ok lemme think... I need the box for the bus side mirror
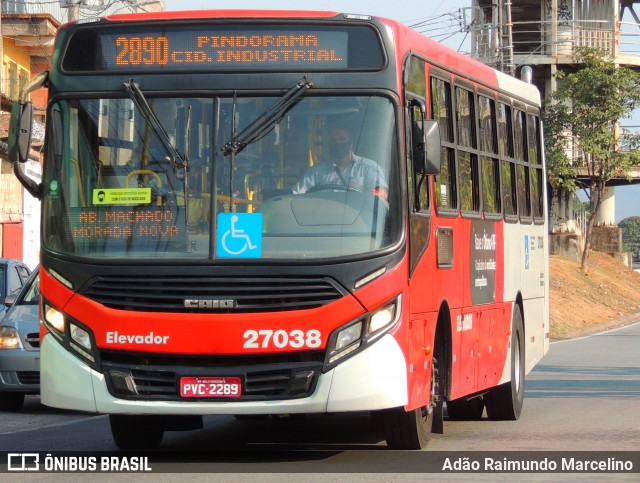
[8,70,49,200]
[420,120,441,175]
[8,101,34,163]
[409,98,441,175]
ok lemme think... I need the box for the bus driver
[292,124,389,200]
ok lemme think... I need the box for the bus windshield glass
[43,94,400,260]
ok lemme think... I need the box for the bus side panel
[476,307,510,391]
[502,222,548,383]
[406,312,437,410]
[501,222,522,386]
[521,223,549,373]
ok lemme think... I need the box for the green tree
[544,48,640,273]
[620,216,640,261]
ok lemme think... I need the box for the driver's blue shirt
[292,154,388,194]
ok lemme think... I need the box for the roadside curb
[551,311,640,341]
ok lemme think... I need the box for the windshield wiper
[123,79,187,170]
[222,77,313,157]
[123,79,192,225]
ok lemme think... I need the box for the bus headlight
[325,295,401,369]
[368,302,397,334]
[70,323,92,351]
[329,322,363,364]
[42,299,98,368]
[44,303,65,334]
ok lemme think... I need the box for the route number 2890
[243,329,322,349]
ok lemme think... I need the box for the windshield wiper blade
[123,79,186,169]
[222,77,313,157]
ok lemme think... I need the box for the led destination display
[62,24,385,72]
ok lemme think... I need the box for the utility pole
[67,1,81,23]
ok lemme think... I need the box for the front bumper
[0,349,40,393]
[40,332,408,414]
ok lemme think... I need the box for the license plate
[179,377,242,398]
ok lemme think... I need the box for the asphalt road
[0,321,639,479]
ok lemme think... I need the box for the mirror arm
[13,161,42,200]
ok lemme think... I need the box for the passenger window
[478,95,500,215]
[455,86,479,213]
[528,114,544,220]
[431,76,457,211]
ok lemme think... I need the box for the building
[0,1,165,268]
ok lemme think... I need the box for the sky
[163,0,639,222]
[163,0,472,51]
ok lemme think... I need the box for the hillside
[550,252,640,339]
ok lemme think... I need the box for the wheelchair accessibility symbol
[217,213,262,258]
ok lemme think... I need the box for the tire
[109,415,165,450]
[485,307,525,420]
[379,355,441,449]
[446,396,484,420]
[0,392,25,411]
[380,404,432,450]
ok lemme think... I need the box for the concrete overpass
[468,0,640,228]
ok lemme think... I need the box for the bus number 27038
[243,329,322,349]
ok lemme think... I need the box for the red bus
[10,9,549,450]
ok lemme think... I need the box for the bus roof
[103,9,342,22]
[70,9,540,105]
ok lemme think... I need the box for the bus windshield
[43,94,400,260]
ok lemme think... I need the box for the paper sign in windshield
[92,188,151,205]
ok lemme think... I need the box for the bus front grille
[81,276,345,313]
[100,350,325,401]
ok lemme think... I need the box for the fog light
[288,370,315,394]
[110,370,138,395]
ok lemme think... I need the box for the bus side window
[497,101,517,218]
[528,113,544,220]
[478,94,501,216]
[455,85,479,214]
[514,108,531,220]
[431,76,457,211]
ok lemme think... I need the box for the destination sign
[66,207,185,243]
[113,33,347,68]
[62,24,385,72]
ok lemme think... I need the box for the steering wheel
[306,184,360,193]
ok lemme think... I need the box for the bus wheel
[109,415,165,450]
[379,404,432,449]
[484,308,525,420]
[379,355,440,449]
[446,397,484,420]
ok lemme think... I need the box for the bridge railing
[471,18,640,67]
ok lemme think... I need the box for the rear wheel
[109,415,165,450]
[485,307,525,420]
[0,392,25,411]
